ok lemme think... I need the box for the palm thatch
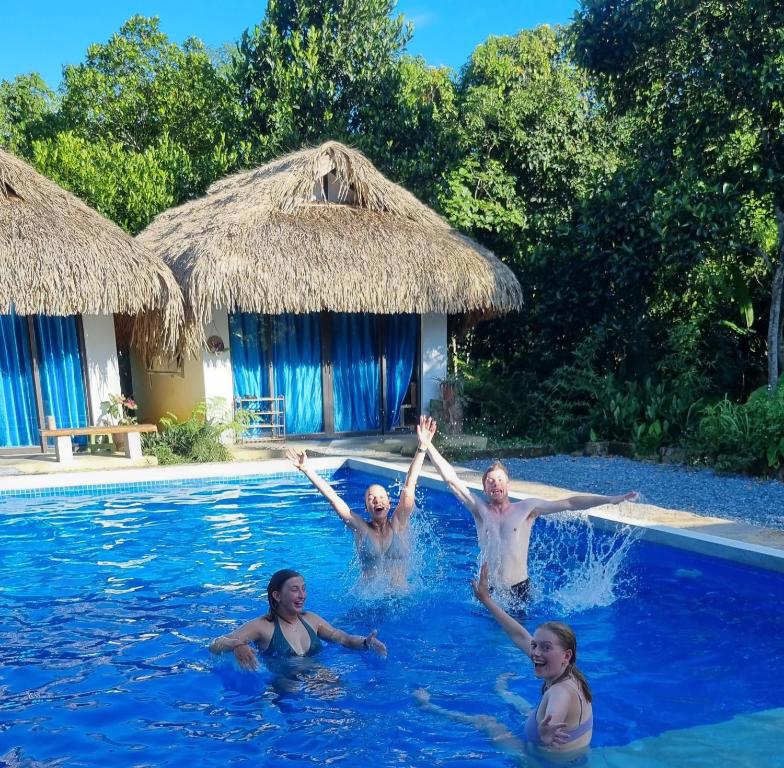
[138,141,522,341]
[0,148,183,361]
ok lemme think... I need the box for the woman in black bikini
[209,569,387,669]
[285,416,437,589]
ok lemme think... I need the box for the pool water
[1,469,783,767]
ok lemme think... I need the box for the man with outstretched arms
[425,443,637,601]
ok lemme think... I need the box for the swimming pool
[1,465,783,767]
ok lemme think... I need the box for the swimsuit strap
[524,680,593,746]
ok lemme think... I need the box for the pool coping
[2,456,783,573]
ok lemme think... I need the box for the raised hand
[412,687,431,705]
[364,629,387,657]
[285,447,308,471]
[416,415,437,449]
[471,561,491,603]
[539,713,569,745]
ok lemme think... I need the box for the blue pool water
[1,469,783,767]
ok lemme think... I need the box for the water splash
[530,513,640,613]
[345,501,445,608]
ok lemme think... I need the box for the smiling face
[365,484,391,523]
[272,575,307,616]
[482,467,510,505]
[530,627,573,682]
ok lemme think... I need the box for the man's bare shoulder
[507,498,540,519]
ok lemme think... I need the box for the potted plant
[101,394,138,452]
[436,373,465,404]
[434,373,465,434]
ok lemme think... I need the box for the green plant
[101,393,138,425]
[696,383,784,474]
[142,399,250,465]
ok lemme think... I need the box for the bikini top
[357,528,409,567]
[523,682,593,746]
[263,616,323,658]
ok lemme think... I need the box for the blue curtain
[272,314,323,434]
[229,312,323,435]
[229,313,270,398]
[34,315,88,433]
[0,311,38,447]
[385,313,418,430]
[332,313,380,432]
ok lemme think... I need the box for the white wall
[420,313,447,414]
[202,308,234,422]
[81,314,121,425]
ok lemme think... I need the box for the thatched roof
[137,141,522,329]
[0,148,184,360]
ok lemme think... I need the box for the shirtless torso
[426,445,637,591]
[473,499,537,586]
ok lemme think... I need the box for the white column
[81,314,122,425]
[124,431,142,459]
[54,435,74,463]
[202,308,235,430]
[420,313,447,415]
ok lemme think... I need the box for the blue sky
[0,1,580,89]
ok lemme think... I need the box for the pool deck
[1,442,783,571]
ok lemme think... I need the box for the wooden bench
[40,424,158,463]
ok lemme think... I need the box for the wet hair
[537,621,593,703]
[482,461,510,489]
[264,568,302,622]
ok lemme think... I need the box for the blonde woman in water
[286,415,437,589]
[415,562,592,761]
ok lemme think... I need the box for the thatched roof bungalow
[0,148,184,451]
[136,141,521,436]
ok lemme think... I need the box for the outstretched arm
[286,448,363,531]
[308,613,387,657]
[425,441,484,521]
[471,563,533,656]
[495,673,534,717]
[209,618,270,671]
[393,416,437,528]
[413,689,527,756]
[530,491,638,518]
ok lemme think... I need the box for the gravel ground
[462,455,784,530]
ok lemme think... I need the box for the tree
[437,26,621,382]
[232,0,412,160]
[355,55,459,206]
[57,15,242,197]
[0,74,57,157]
[572,0,784,390]
[32,132,191,233]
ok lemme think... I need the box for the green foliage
[142,401,248,465]
[572,0,784,389]
[354,55,459,205]
[59,16,243,195]
[233,0,411,159]
[0,74,57,157]
[440,26,615,256]
[697,385,784,475]
[531,324,708,454]
[32,131,189,233]
[7,16,245,233]
[461,359,537,439]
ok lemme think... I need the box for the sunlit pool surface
[1,468,783,767]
